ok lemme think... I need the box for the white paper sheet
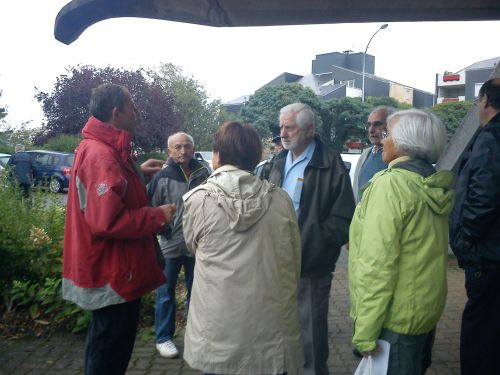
[372,339,390,374]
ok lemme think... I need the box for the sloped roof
[464,56,500,71]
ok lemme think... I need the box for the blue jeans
[155,256,195,343]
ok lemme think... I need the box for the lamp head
[381,24,388,29]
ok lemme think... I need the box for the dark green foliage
[42,134,81,153]
[430,100,473,139]
[0,179,88,333]
[239,84,323,138]
[239,84,411,152]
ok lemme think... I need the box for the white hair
[167,132,194,148]
[388,109,447,164]
[370,105,396,119]
[279,103,315,131]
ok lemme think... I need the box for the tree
[35,65,180,152]
[149,63,228,150]
[319,97,371,152]
[365,96,411,110]
[239,84,323,138]
[429,100,473,139]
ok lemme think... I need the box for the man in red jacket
[63,83,176,375]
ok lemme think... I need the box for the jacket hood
[81,116,132,163]
[196,165,275,232]
[390,156,454,216]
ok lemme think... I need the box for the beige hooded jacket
[182,165,304,375]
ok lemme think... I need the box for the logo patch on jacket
[97,182,109,196]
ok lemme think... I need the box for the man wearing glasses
[352,106,395,202]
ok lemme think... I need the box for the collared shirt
[282,140,316,217]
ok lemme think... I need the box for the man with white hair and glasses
[269,102,355,375]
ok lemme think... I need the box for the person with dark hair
[182,121,304,374]
[147,132,210,359]
[63,83,176,375]
[449,77,500,375]
[6,143,35,198]
[268,103,355,375]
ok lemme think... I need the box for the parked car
[194,151,213,170]
[340,152,362,186]
[27,150,74,193]
[0,153,11,176]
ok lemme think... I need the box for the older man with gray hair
[147,132,211,359]
[269,102,355,375]
[353,106,395,202]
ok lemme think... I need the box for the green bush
[42,134,81,153]
[0,177,88,333]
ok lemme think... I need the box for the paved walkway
[0,252,466,375]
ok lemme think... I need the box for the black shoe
[352,347,363,358]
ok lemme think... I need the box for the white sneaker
[156,340,179,358]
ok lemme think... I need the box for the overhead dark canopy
[54,0,500,45]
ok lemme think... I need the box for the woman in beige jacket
[182,121,304,375]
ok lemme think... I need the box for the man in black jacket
[7,144,35,198]
[449,78,500,375]
[147,132,210,359]
[269,103,355,375]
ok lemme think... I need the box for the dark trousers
[298,274,333,375]
[380,328,435,375]
[84,299,141,375]
[461,267,500,375]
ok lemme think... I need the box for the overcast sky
[1,1,499,128]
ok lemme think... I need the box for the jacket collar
[81,116,132,163]
[275,135,329,169]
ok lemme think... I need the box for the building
[435,56,499,104]
[224,51,435,113]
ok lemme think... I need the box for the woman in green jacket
[349,109,454,374]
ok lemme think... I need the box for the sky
[1,1,499,128]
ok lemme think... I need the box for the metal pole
[362,24,388,103]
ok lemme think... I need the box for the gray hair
[388,109,447,164]
[167,132,194,148]
[370,106,396,119]
[15,144,25,153]
[89,83,130,122]
[279,103,315,131]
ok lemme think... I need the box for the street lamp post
[362,24,388,103]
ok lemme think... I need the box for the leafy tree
[0,123,38,153]
[429,100,473,139]
[35,65,180,152]
[365,96,411,110]
[42,134,81,153]
[239,84,323,138]
[319,97,371,152]
[149,63,227,150]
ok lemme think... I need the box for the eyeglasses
[381,130,389,139]
[365,121,386,129]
